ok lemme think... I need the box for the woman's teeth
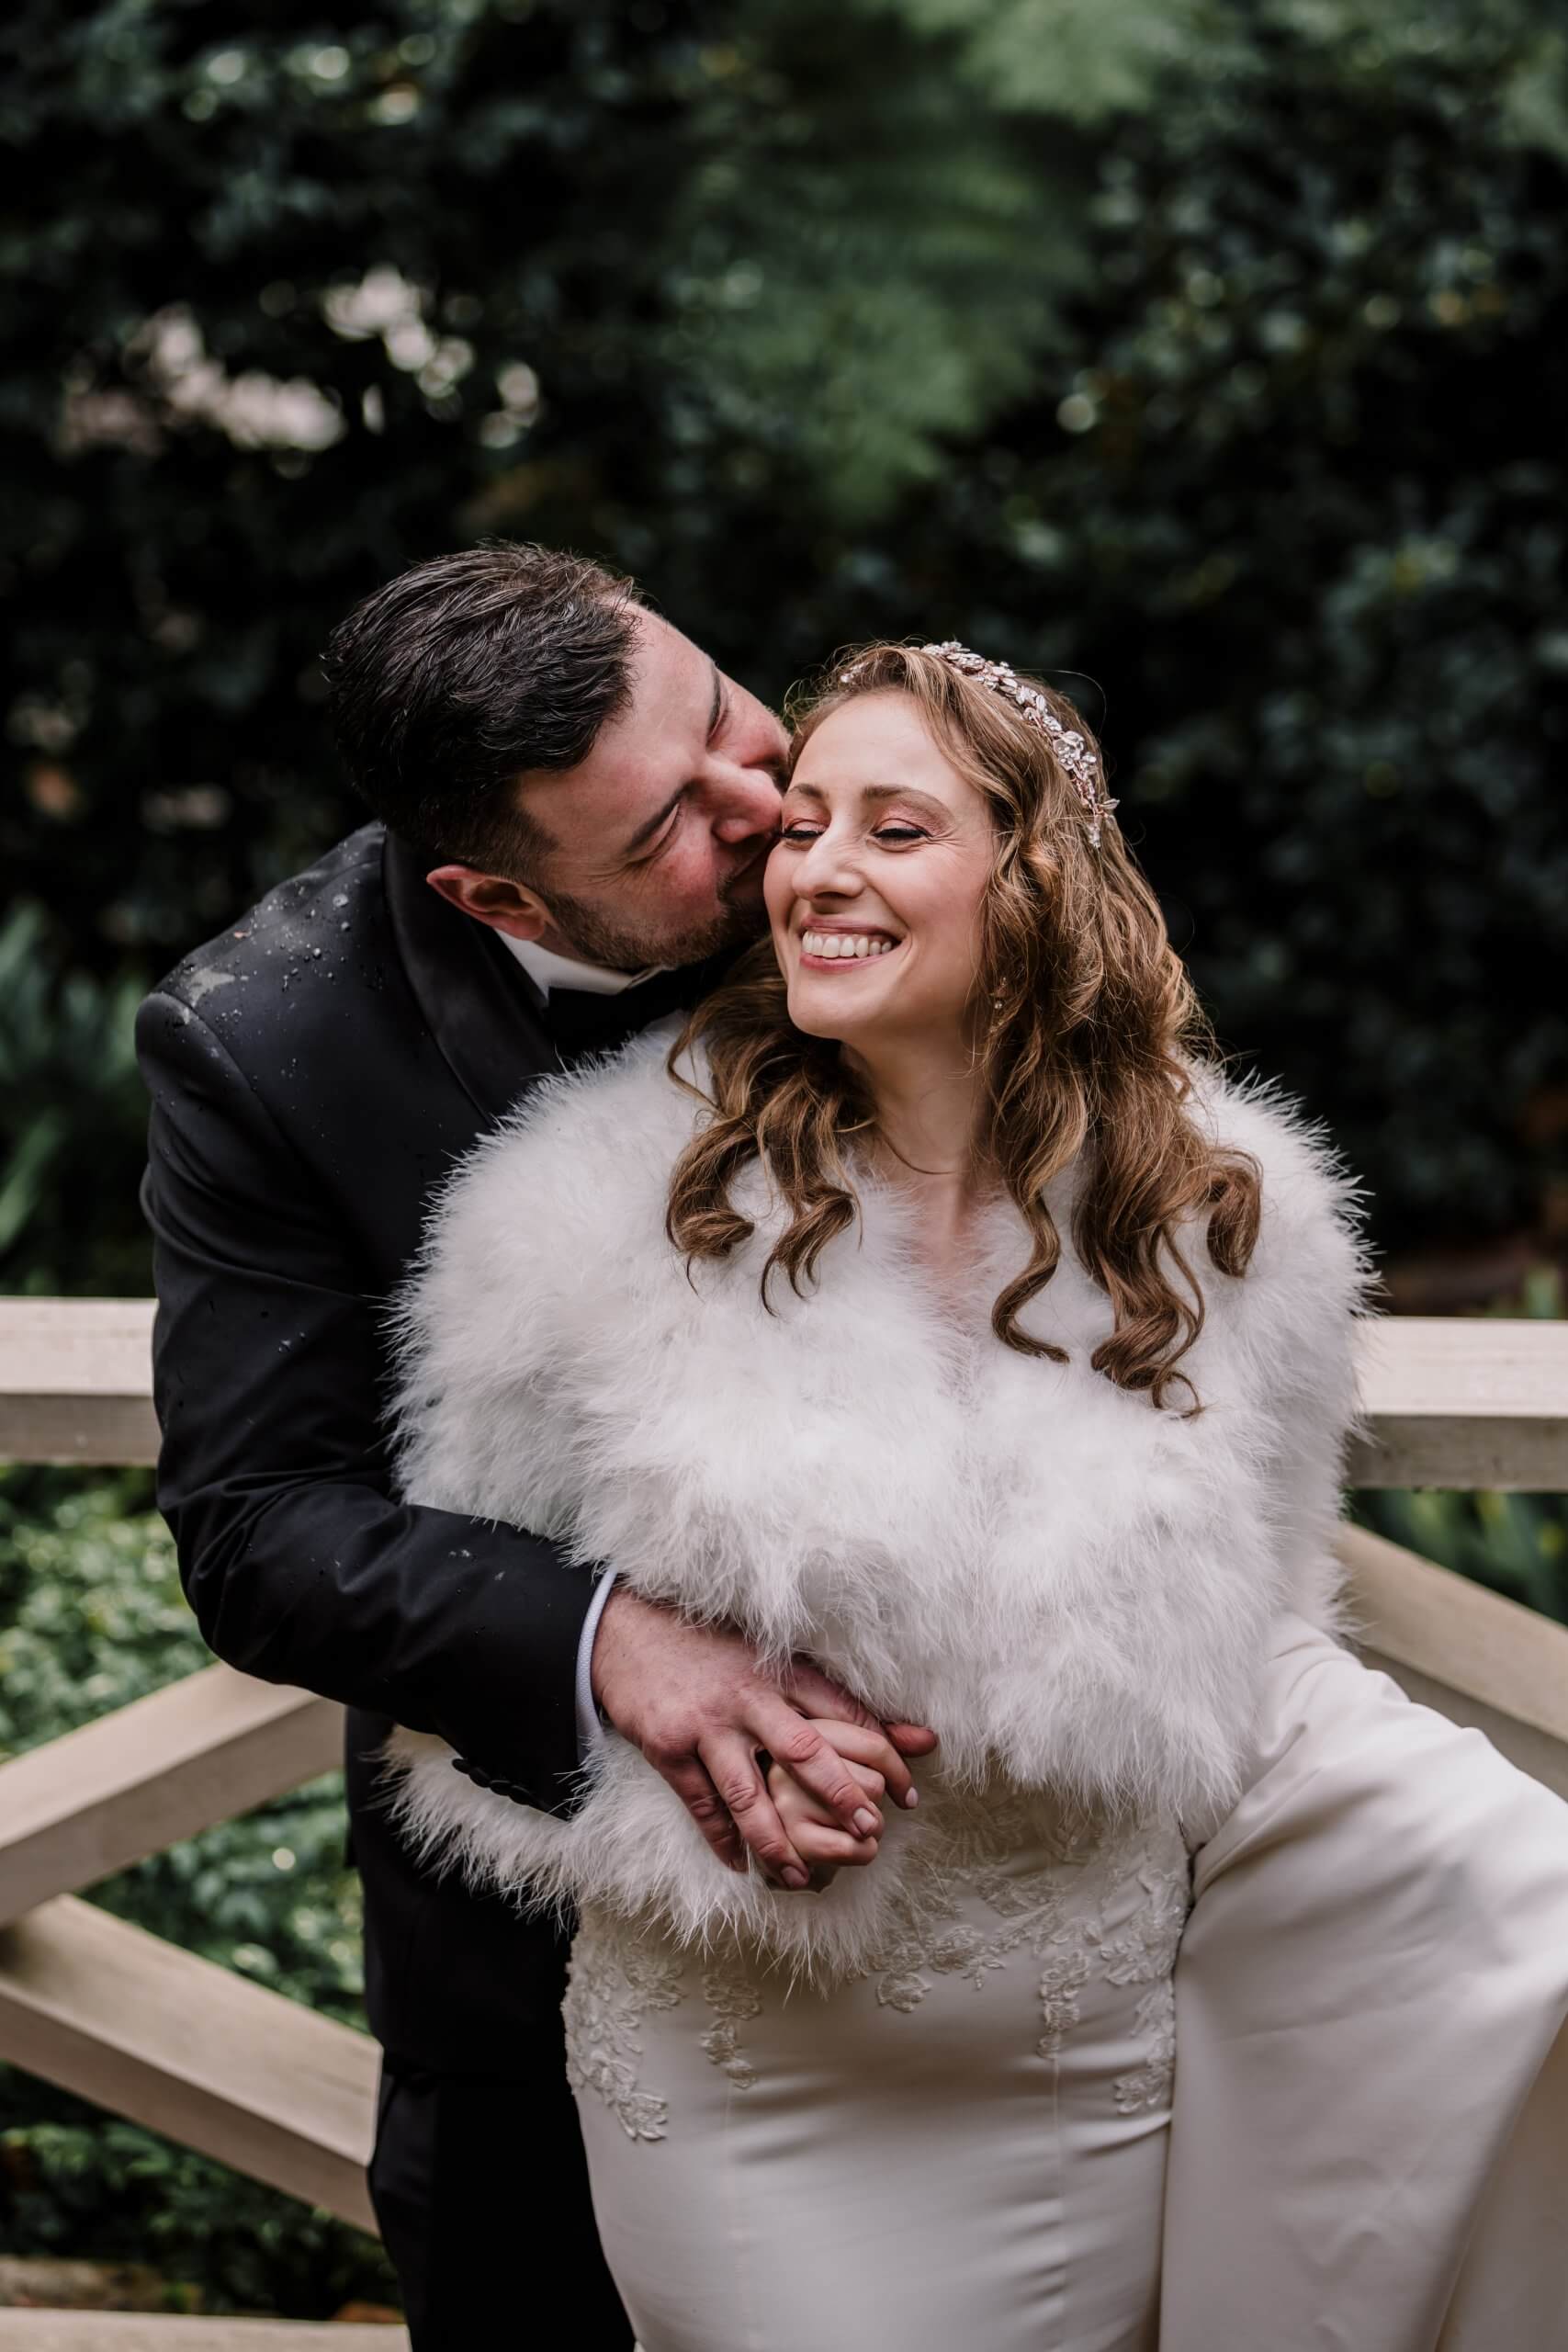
[801,931,900,961]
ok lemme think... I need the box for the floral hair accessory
[839,639,1119,848]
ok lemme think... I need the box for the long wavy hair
[664,642,1262,1412]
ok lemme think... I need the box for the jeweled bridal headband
[838,639,1119,849]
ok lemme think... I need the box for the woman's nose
[793,827,862,899]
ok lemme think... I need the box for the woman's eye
[777,822,928,845]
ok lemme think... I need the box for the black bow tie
[543,947,746,1065]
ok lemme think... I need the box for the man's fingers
[697,1732,812,1886]
[774,1709,919,1813]
[781,1663,937,1796]
[656,1755,748,1874]
[747,1697,891,1838]
[784,1658,885,1727]
[795,1722,897,1776]
[884,1721,941,1757]
[784,1662,939,1758]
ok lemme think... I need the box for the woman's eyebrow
[785,781,950,818]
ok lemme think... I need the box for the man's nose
[710,766,787,846]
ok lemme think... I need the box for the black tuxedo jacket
[136,821,736,2075]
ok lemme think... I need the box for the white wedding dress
[566,1783,1189,2352]
[381,1022,1568,2348]
[560,1621,1568,2352]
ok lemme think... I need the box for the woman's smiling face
[765,690,997,1048]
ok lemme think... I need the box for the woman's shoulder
[1182,1057,1376,1322]
[414,1014,707,1293]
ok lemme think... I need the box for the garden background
[2,0,1565,2321]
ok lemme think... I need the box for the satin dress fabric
[563,1622,1568,2352]
[1159,1615,1568,2351]
[564,1782,1192,2352]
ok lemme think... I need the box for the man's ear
[424,865,551,943]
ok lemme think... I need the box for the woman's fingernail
[852,1807,879,1837]
[903,1787,919,1809]
[781,1865,810,1890]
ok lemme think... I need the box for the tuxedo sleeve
[135,989,595,1815]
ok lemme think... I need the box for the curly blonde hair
[664,641,1261,1412]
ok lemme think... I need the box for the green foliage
[0,2102,395,2323]
[968,0,1568,1238]
[1354,1269,1568,1620]
[1356,1485,1568,1621]
[2,0,1564,1297]
[0,1470,203,1731]
[0,1467,398,2316]
[0,905,151,1295]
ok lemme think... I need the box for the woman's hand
[591,1588,936,1889]
[763,1719,906,1890]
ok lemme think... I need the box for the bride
[381,640,1568,2349]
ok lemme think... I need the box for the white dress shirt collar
[497,931,671,1001]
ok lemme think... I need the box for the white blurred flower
[322,264,424,344]
[125,305,345,451]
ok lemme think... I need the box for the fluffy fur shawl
[379,1018,1373,1978]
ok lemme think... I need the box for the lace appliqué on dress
[850,1790,1190,2116]
[698,1958,763,2091]
[565,1791,1191,2137]
[562,1928,685,2142]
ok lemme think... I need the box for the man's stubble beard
[537,848,773,975]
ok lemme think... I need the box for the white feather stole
[378,1017,1374,1980]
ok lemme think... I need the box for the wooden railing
[0,1301,378,2240]
[1,1301,1566,2242]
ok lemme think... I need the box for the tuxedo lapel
[547,954,749,1063]
[382,830,557,1124]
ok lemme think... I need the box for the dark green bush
[2,0,1564,1292]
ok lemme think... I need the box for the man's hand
[590,1586,938,1890]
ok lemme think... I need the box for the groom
[135,542,933,2346]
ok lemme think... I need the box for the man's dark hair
[321,540,643,874]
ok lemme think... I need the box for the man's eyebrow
[618,664,726,859]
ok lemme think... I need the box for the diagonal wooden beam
[1337,1523,1568,1802]
[0,2320,408,2349]
[0,1667,344,1928]
[0,1896,379,2233]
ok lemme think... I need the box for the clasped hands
[591,1585,937,1892]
